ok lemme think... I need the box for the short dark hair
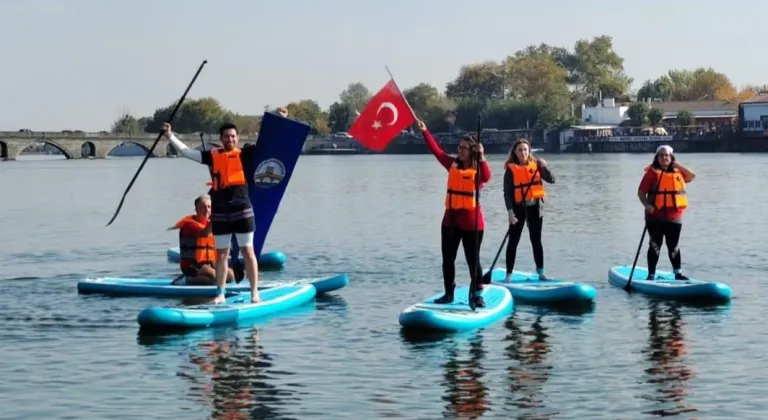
[194,194,210,207]
[219,122,238,137]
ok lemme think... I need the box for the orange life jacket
[507,160,545,203]
[645,166,687,210]
[210,148,246,191]
[176,215,216,265]
[445,162,477,210]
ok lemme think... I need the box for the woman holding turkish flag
[417,120,491,308]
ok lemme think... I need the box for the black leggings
[441,226,484,293]
[506,204,544,274]
[646,220,683,273]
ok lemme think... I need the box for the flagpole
[384,65,417,121]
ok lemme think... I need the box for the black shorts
[210,200,255,236]
[211,217,255,236]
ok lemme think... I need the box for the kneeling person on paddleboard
[418,120,492,308]
[637,145,696,281]
[168,194,235,285]
[502,139,555,282]
[163,122,260,304]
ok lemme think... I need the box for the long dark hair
[455,134,479,168]
[650,151,676,171]
[506,138,535,166]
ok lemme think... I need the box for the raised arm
[161,123,202,163]
[674,161,696,183]
[417,120,454,170]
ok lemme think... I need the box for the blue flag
[230,111,311,261]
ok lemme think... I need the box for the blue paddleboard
[137,284,316,330]
[77,273,348,297]
[608,265,731,302]
[399,285,513,332]
[166,247,286,269]
[487,268,597,304]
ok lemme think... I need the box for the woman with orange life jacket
[637,145,696,280]
[502,139,555,282]
[163,122,260,304]
[418,119,492,308]
[168,195,235,285]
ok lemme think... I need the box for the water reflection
[172,327,299,420]
[439,335,490,419]
[640,300,697,417]
[503,314,557,419]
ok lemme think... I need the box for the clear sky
[2,0,765,132]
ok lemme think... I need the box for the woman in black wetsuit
[502,139,555,281]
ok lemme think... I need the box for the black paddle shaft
[105,59,208,227]
[481,166,541,284]
[624,172,665,291]
[468,114,483,311]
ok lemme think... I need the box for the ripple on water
[3,154,768,419]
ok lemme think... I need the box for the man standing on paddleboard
[163,122,260,304]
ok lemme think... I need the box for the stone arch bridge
[0,131,262,160]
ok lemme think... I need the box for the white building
[739,95,768,132]
[581,98,628,126]
[582,98,737,126]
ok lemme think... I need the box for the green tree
[445,61,505,101]
[647,107,664,127]
[339,82,372,113]
[285,99,329,135]
[676,110,695,126]
[226,114,261,135]
[111,114,142,134]
[627,102,649,126]
[144,97,229,133]
[327,101,355,132]
[570,35,633,105]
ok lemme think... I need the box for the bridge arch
[0,141,7,160]
[81,141,95,158]
[18,140,73,159]
[107,141,154,157]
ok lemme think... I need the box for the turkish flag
[348,80,415,152]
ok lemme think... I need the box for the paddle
[105,59,208,227]
[468,114,483,311]
[624,170,664,292]
[480,166,541,285]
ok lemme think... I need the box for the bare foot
[212,294,226,304]
[251,295,261,304]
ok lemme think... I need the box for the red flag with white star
[348,80,415,152]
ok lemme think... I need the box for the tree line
[111,34,766,136]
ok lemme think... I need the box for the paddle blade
[481,271,492,284]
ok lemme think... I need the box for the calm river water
[1,152,766,420]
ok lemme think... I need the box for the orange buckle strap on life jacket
[178,216,217,265]
[210,148,246,191]
[445,162,477,210]
[508,161,545,204]
[648,168,687,210]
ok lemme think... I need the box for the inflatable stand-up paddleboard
[137,284,316,330]
[486,268,597,304]
[166,247,286,270]
[399,285,513,332]
[77,273,348,297]
[608,265,732,302]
